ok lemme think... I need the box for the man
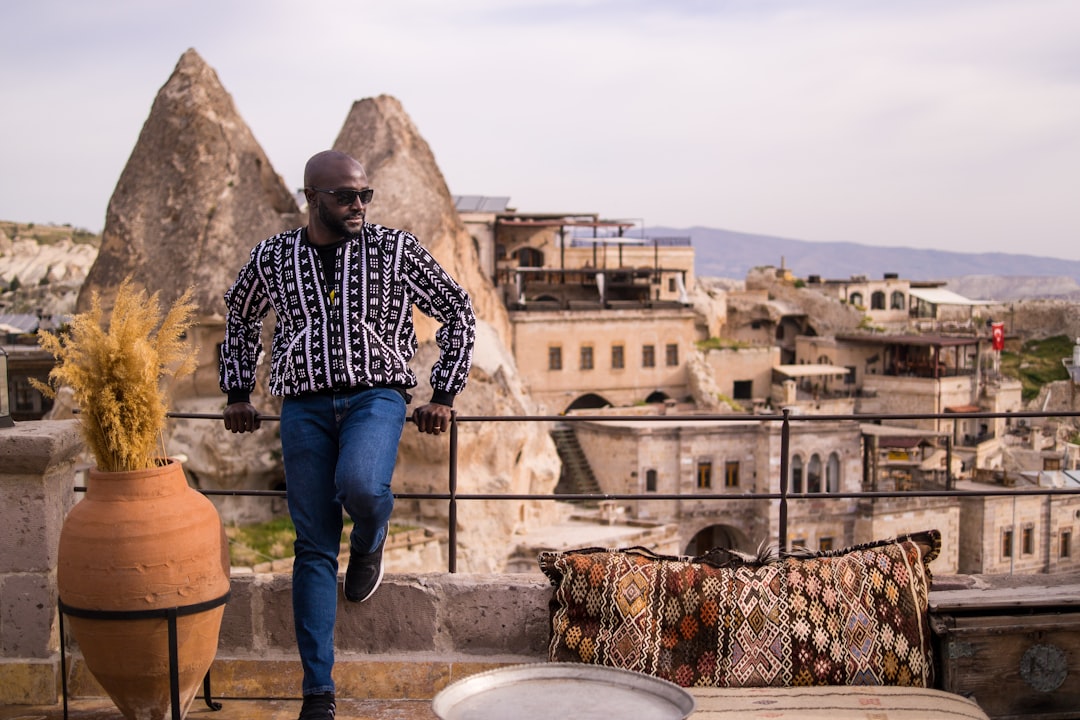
[218,150,475,720]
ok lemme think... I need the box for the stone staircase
[550,423,602,499]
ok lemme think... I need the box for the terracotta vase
[57,459,231,720]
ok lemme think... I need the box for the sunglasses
[309,186,374,206]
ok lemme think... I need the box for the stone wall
[0,420,81,704]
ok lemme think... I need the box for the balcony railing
[137,407,1080,573]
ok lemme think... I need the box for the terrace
[2,408,1079,719]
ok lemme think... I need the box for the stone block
[336,577,438,653]
[0,658,59,705]
[335,659,451,699]
[258,573,296,651]
[205,658,302,699]
[0,420,81,476]
[434,573,551,655]
[0,479,55,573]
[217,574,254,652]
[0,574,55,659]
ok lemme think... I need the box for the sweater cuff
[430,389,455,408]
[227,389,252,405]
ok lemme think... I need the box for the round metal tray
[432,662,696,720]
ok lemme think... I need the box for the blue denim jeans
[280,388,406,696]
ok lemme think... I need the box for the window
[849,292,864,307]
[611,344,625,369]
[1022,525,1035,555]
[1002,529,1014,560]
[724,461,739,488]
[733,380,753,400]
[548,346,562,371]
[13,376,41,413]
[645,469,657,492]
[826,452,840,493]
[845,366,857,385]
[891,291,906,310]
[1061,530,1072,559]
[871,291,885,310]
[668,278,676,293]
[819,537,834,552]
[791,455,803,494]
[697,461,712,489]
[807,454,822,493]
[665,343,679,367]
[517,247,544,267]
[642,344,655,368]
[790,538,808,551]
[580,345,593,370]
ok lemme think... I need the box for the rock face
[332,96,561,571]
[78,48,301,315]
[0,231,97,315]
[0,234,97,288]
[75,49,301,521]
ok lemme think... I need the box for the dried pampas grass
[33,278,198,472]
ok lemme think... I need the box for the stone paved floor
[0,698,439,720]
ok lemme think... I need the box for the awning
[908,288,988,306]
[878,436,928,449]
[945,404,982,413]
[773,364,850,378]
[861,424,948,444]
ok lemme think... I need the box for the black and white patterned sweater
[219,224,475,406]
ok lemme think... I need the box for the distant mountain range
[643,226,1080,300]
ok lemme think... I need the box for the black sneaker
[298,691,335,720]
[344,528,385,603]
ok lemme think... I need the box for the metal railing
[135,407,1080,573]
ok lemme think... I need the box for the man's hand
[412,402,453,435]
[223,402,262,433]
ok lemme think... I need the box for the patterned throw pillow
[538,530,940,689]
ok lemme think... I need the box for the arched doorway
[645,390,669,404]
[683,523,749,556]
[565,393,612,412]
[516,247,544,267]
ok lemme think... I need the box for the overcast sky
[2,0,1078,260]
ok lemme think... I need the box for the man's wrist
[430,389,455,407]
[227,389,252,405]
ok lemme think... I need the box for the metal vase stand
[58,591,231,720]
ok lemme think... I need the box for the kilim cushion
[538,530,940,689]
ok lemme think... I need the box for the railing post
[448,410,458,573]
[779,408,790,552]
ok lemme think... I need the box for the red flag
[991,322,1005,351]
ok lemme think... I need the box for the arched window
[871,291,886,310]
[645,469,657,492]
[826,452,841,493]
[807,454,822,493]
[791,455,804,494]
[849,292,863,307]
[891,291,906,310]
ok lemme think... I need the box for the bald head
[303,151,371,244]
[304,150,367,188]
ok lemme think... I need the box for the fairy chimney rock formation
[332,97,560,569]
[78,48,301,315]
[332,95,511,346]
